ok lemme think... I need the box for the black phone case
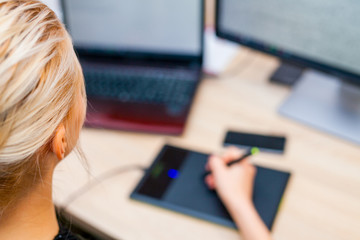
[224,131,286,153]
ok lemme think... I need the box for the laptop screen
[62,0,203,57]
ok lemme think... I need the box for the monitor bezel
[61,0,204,65]
[215,0,360,85]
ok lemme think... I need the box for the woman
[0,1,271,239]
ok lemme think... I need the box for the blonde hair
[0,0,85,213]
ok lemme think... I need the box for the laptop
[61,0,204,135]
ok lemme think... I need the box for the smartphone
[224,131,286,153]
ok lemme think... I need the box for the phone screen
[224,131,286,153]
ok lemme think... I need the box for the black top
[53,225,83,240]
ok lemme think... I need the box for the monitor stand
[270,62,305,86]
[279,70,360,145]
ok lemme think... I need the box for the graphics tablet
[130,145,290,230]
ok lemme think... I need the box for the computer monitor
[216,0,360,145]
[62,0,203,59]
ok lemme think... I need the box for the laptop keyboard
[84,66,198,106]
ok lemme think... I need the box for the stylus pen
[204,147,259,177]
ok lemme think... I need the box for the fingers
[205,161,210,171]
[246,162,257,177]
[204,155,226,189]
[205,156,224,190]
[205,146,243,170]
[221,146,244,164]
[204,147,256,191]
[208,155,227,176]
[205,146,245,176]
[205,175,216,189]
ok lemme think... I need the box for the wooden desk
[53,49,360,240]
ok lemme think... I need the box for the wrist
[226,198,272,240]
[221,193,254,212]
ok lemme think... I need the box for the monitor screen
[216,0,360,81]
[62,0,203,57]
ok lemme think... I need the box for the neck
[0,160,59,240]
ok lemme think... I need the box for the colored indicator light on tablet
[167,169,179,179]
[151,163,164,179]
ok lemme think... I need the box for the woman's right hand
[205,147,256,207]
[205,146,272,240]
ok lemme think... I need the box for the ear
[51,123,67,160]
